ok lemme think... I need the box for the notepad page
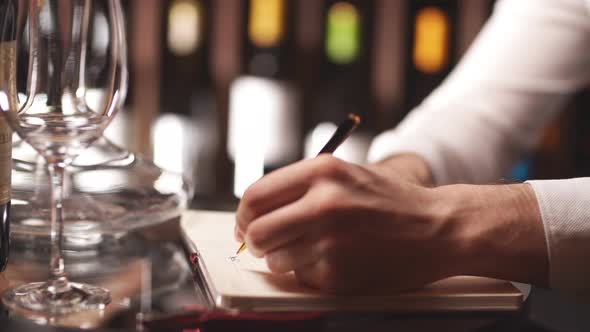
[182,210,322,298]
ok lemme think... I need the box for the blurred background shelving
[103,0,589,201]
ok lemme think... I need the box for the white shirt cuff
[527,178,590,297]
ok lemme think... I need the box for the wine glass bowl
[6,0,127,165]
[1,0,127,314]
[12,112,109,164]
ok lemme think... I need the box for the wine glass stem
[47,162,70,294]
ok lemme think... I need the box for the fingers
[244,194,320,257]
[265,237,318,274]
[235,155,346,237]
[235,161,312,236]
[234,224,243,242]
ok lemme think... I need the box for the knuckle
[266,252,288,273]
[312,184,347,216]
[306,196,332,221]
[316,235,340,256]
[246,224,267,252]
[315,154,334,165]
[241,185,262,213]
[266,257,281,273]
[235,213,249,233]
[326,190,346,212]
[315,155,348,180]
[238,189,264,229]
[305,198,324,220]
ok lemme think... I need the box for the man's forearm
[373,154,434,186]
[435,183,549,287]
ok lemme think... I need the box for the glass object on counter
[10,134,191,249]
[3,233,193,328]
[1,0,126,314]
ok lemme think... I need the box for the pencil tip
[236,243,246,255]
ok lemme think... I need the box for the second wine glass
[0,0,127,314]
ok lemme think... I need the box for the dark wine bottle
[161,0,214,119]
[0,0,15,272]
[156,0,218,193]
[228,0,300,197]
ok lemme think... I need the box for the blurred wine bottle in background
[154,0,218,194]
[304,0,376,163]
[403,0,457,113]
[228,0,300,198]
[0,0,15,271]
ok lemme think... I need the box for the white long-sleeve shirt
[368,0,590,297]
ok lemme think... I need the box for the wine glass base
[2,281,111,315]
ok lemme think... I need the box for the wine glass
[0,0,127,314]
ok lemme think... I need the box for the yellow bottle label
[0,41,15,205]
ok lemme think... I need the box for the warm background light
[248,0,285,48]
[412,6,449,74]
[167,0,202,56]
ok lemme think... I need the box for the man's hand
[235,155,460,293]
[235,155,549,293]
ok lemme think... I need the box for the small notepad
[181,209,523,312]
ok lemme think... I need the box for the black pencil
[236,113,361,255]
[318,113,361,154]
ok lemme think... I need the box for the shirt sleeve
[368,0,590,184]
[368,0,590,295]
[527,179,590,298]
